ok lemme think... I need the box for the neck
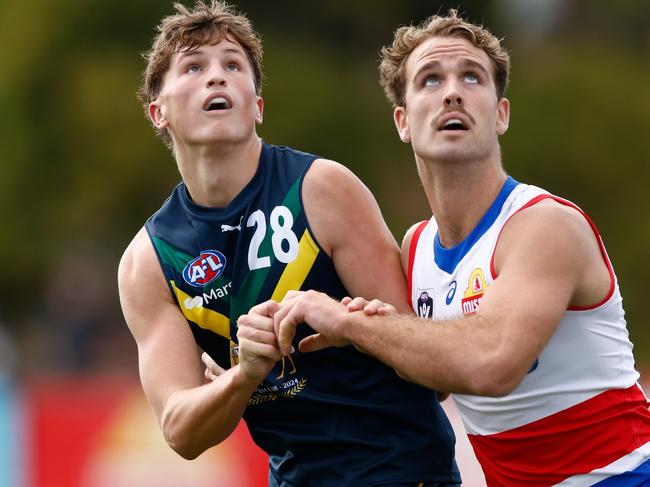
[417,154,507,248]
[174,136,263,208]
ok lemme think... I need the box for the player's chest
[181,201,306,287]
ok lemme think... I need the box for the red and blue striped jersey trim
[593,457,650,486]
[468,384,650,486]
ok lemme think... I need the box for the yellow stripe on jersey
[171,281,230,339]
[271,229,320,302]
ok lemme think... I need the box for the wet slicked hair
[138,1,263,146]
[379,9,510,108]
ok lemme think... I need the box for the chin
[194,131,241,145]
[428,143,489,164]
[423,148,467,163]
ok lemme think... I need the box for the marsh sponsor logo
[201,282,232,304]
[462,268,488,316]
[182,282,233,309]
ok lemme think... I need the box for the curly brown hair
[379,9,510,108]
[138,0,263,146]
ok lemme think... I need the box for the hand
[343,296,398,316]
[202,352,226,382]
[274,290,350,354]
[236,300,282,383]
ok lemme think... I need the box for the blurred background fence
[0,0,648,484]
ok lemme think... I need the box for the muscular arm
[277,201,612,396]
[118,228,276,459]
[303,159,409,311]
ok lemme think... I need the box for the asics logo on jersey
[528,358,539,374]
[183,250,227,287]
[446,281,457,305]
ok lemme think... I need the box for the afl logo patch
[183,250,227,287]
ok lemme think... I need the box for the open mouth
[440,118,468,131]
[204,97,232,111]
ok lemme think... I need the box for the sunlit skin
[150,36,263,148]
[119,25,412,463]
[394,36,511,247]
[147,36,264,207]
[395,36,509,167]
[271,34,613,403]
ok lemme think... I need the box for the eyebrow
[411,60,439,81]
[177,50,202,61]
[177,46,246,61]
[459,59,491,78]
[412,58,492,81]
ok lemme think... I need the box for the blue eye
[226,63,239,72]
[465,73,479,83]
[187,64,201,73]
[424,76,440,87]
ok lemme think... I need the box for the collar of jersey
[433,176,519,274]
[179,142,270,221]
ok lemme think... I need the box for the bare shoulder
[401,221,427,252]
[303,158,370,202]
[502,199,595,248]
[302,158,388,254]
[495,198,602,276]
[118,227,173,340]
[303,158,407,307]
[118,227,164,292]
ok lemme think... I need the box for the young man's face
[394,36,509,165]
[149,35,263,148]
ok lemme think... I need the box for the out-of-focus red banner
[24,376,268,487]
[17,373,650,487]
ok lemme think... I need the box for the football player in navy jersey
[118,1,460,485]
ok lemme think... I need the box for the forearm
[342,311,516,396]
[159,365,259,459]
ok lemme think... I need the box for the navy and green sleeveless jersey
[145,142,459,486]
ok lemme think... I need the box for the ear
[148,99,168,130]
[255,96,264,125]
[496,97,510,136]
[393,106,411,143]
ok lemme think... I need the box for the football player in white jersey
[269,9,650,486]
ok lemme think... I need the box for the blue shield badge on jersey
[183,250,227,287]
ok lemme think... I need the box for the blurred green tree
[1,0,648,366]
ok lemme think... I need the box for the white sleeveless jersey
[409,177,650,486]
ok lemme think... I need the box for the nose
[445,94,462,107]
[206,66,226,88]
[443,80,463,108]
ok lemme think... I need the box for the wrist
[232,364,263,393]
[339,308,362,345]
